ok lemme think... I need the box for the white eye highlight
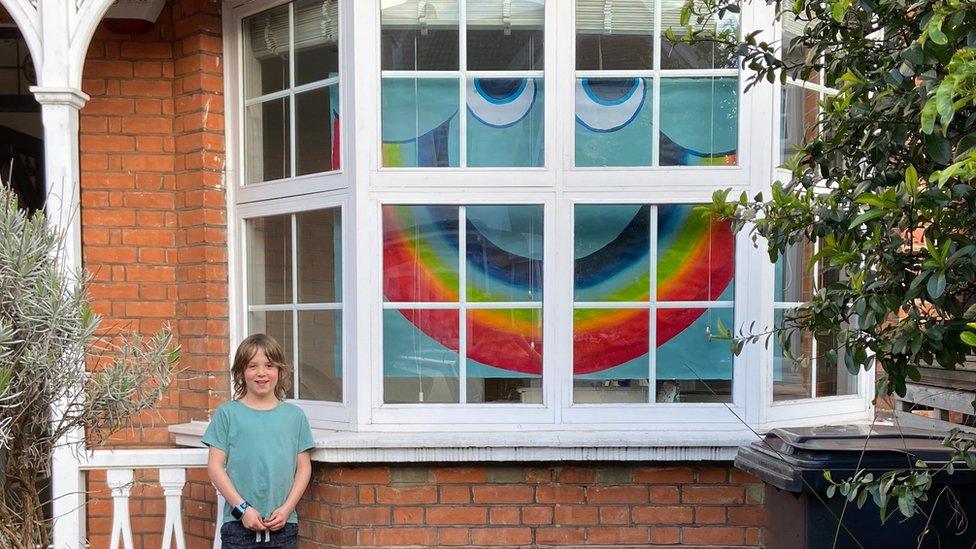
[467,78,538,128]
[575,78,647,132]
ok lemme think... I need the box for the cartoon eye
[467,78,538,128]
[575,78,647,132]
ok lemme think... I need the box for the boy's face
[244,348,279,398]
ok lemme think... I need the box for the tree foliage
[687,0,976,396]
[0,189,178,548]
[680,0,976,528]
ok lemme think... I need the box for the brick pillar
[171,1,227,546]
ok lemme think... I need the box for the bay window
[217,0,873,440]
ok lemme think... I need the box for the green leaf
[905,165,919,196]
[926,133,952,165]
[936,77,957,126]
[831,0,852,22]
[827,484,836,498]
[679,3,692,26]
[961,332,976,347]
[849,208,886,228]
[898,493,917,518]
[927,15,948,45]
[921,97,938,134]
[927,271,947,300]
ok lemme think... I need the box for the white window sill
[169,421,757,462]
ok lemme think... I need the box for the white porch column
[32,86,90,549]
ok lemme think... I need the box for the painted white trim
[171,421,756,461]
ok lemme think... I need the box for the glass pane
[780,84,819,165]
[657,205,734,301]
[781,13,820,84]
[296,85,340,175]
[243,4,290,99]
[467,309,542,403]
[659,77,738,166]
[248,311,295,398]
[297,208,341,303]
[573,308,649,403]
[245,97,291,183]
[294,0,339,86]
[816,334,857,397]
[575,77,652,167]
[466,78,544,167]
[774,239,815,303]
[466,205,543,302]
[575,0,654,70]
[661,0,738,69]
[466,0,544,70]
[247,215,292,305]
[773,308,813,401]
[574,205,650,302]
[298,309,342,401]
[381,0,459,70]
[383,205,460,302]
[656,307,733,403]
[383,309,460,403]
[381,78,460,167]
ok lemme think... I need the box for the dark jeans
[220,520,298,548]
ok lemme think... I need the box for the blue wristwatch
[231,500,250,520]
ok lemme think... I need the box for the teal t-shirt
[202,400,315,524]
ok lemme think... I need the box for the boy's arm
[207,446,266,531]
[263,451,312,531]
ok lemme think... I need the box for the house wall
[1,1,772,547]
[76,0,229,546]
[296,463,765,548]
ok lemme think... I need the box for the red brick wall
[295,463,766,548]
[78,0,227,546]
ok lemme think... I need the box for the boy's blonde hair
[231,333,292,400]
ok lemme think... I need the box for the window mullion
[648,205,659,402]
[458,205,468,404]
[288,3,298,180]
[291,213,300,399]
[651,0,663,166]
[459,0,468,168]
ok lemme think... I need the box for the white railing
[68,448,225,549]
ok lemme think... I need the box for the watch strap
[230,500,250,520]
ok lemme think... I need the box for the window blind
[381,0,459,27]
[576,0,653,35]
[246,0,338,59]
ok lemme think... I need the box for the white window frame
[227,0,351,204]
[226,0,356,428]
[758,17,874,429]
[369,192,558,427]
[218,0,876,438]
[368,0,557,187]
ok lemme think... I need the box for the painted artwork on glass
[573,205,734,380]
[383,206,543,388]
[381,77,544,167]
[574,76,739,167]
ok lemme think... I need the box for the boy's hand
[263,506,293,531]
[241,507,266,531]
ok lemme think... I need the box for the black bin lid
[734,425,976,492]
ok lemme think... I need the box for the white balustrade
[64,448,223,549]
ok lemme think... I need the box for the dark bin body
[735,425,976,549]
